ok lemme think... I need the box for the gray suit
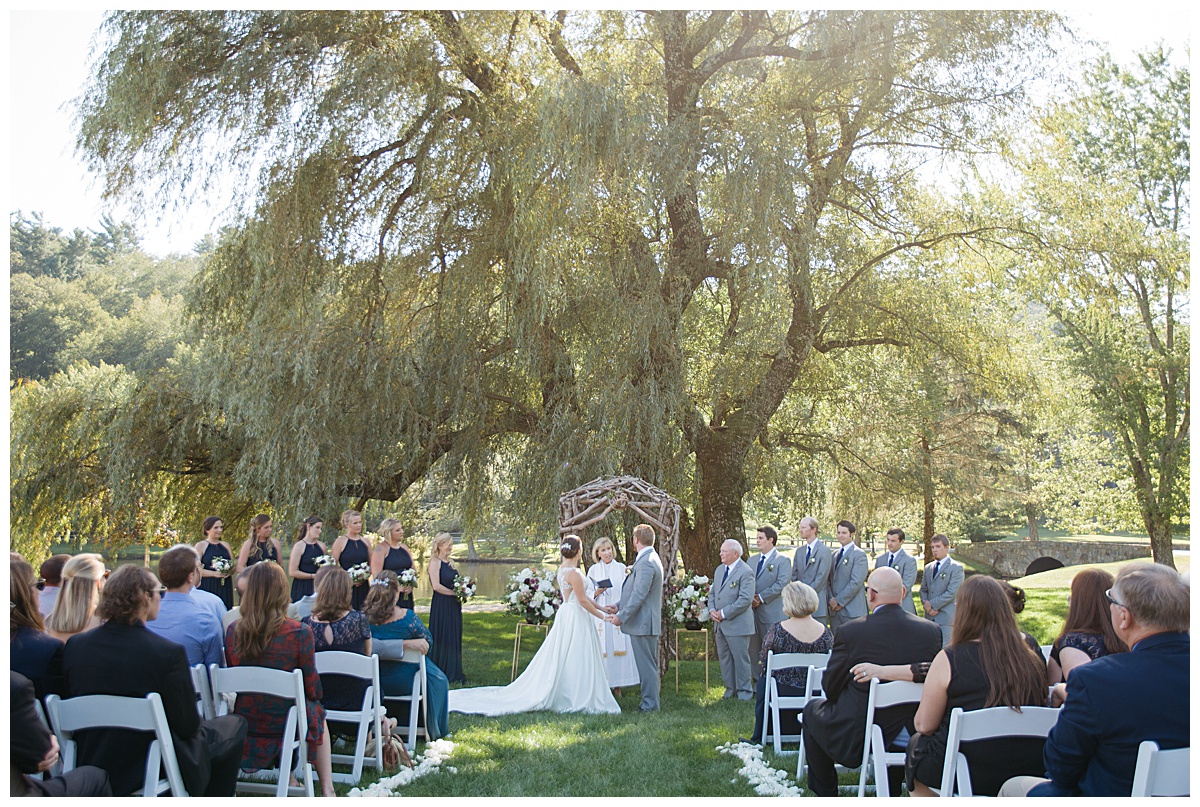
[826,542,869,633]
[749,549,792,678]
[875,549,918,614]
[710,560,756,700]
[920,556,963,645]
[615,546,664,711]
[792,539,833,622]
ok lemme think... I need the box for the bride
[448,535,620,715]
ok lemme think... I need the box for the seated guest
[365,571,450,741]
[294,565,337,621]
[1047,568,1127,685]
[38,554,71,617]
[223,569,301,629]
[45,553,106,642]
[750,581,833,744]
[11,671,111,797]
[997,580,1046,669]
[62,565,248,796]
[224,561,337,798]
[302,567,372,711]
[904,576,1048,797]
[801,568,943,796]
[1001,563,1189,796]
[146,545,225,667]
[10,554,65,698]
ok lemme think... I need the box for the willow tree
[69,11,1056,570]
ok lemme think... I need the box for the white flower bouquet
[314,554,337,568]
[452,574,477,603]
[398,569,419,589]
[348,562,372,585]
[667,572,711,627]
[210,556,232,576]
[504,567,563,625]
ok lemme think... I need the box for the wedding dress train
[448,568,621,715]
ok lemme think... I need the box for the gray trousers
[715,626,754,699]
[628,633,660,711]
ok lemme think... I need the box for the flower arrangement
[314,554,337,568]
[452,574,477,603]
[348,562,372,585]
[666,572,711,627]
[505,567,563,625]
[397,569,419,589]
[210,556,232,576]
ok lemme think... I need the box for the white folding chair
[858,678,925,797]
[382,648,429,752]
[209,665,314,797]
[190,664,215,720]
[33,697,63,778]
[762,651,830,753]
[1040,645,1052,663]
[938,705,1061,797]
[44,692,188,796]
[315,651,383,784]
[1130,741,1190,797]
[796,666,827,781]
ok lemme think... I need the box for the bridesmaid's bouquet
[452,574,477,603]
[314,555,337,568]
[667,572,711,625]
[505,568,563,625]
[398,569,419,589]
[210,556,232,576]
[348,562,372,585]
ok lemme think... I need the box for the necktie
[888,553,895,568]
[932,560,941,578]
[757,555,765,575]
[805,545,812,566]
[836,548,845,566]
[721,565,729,589]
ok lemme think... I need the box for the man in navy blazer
[1000,563,1190,797]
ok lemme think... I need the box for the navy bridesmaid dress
[429,559,465,684]
[381,544,416,610]
[338,537,371,610]
[198,541,234,609]
[290,541,323,602]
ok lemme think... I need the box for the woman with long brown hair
[195,516,235,608]
[905,575,1048,797]
[224,562,336,797]
[236,513,282,575]
[1048,568,1127,684]
[11,553,65,698]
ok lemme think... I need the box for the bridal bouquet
[452,574,477,603]
[398,569,419,589]
[505,568,563,625]
[210,556,232,576]
[314,554,337,568]
[667,572,711,626]
[348,562,372,585]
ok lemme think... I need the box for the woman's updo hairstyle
[560,535,582,560]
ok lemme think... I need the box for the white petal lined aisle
[348,739,457,797]
[716,741,803,797]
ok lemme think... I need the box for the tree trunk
[1025,501,1039,542]
[920,434,935,563]
[466,534,480,561]
[680,427,751,574]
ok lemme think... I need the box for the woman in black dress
[288,515,326,603]
[236,514,281,575]
[195,516,234,608]
[427,532,465,684]
[331,509,371,610]
[371,518,416,610]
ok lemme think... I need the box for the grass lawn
[330,591,1084,797]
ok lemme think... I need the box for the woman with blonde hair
[45,554,106,642]
[427,532,465,683]
[224,562,336,797]
[236,514,281,575]
[586,537,639,694]
[370,517,416,609]
[331,509,371,610]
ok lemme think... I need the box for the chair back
[1040,645,1052,663]
[765,650,832,679]
[190,664,214,720]
[858,679,924,796]
[762,651,830,754]
[44,692,188,796]
[1130,741,1190,797]
[314,651,384,784]
[385,647,429,752]
[939,705,1060,796]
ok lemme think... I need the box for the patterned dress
[1050,631,1111,668]
[750,622,834,743]
[338,538,371,610]
[224,619,327,767]
[290,541,324,602]
[380,544,416,610]
[199,541,234,608]
[303,610,371,711]
[370,611,450,740]
[428,559,465,683]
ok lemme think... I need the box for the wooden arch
[558,475,680,675]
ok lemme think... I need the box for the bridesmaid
[371,518,416,610]
[288,515,326,603]
[427,532,465,684]
[195,516,234,608]
[237,513,281,575]
[331,509,372,610]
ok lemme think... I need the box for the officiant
[586,537,641,694]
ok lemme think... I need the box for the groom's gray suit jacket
[616,548,663,635]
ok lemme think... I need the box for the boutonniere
[842,556,850,566]
[940,572,947,580]
[766,564,775,572]
[730,580,739,589]
[807,556,815,565]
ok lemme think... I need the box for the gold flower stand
[511,622,550,681]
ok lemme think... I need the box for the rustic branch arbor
[558,476,681,676]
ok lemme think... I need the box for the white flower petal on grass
[348,739,455,797]
[716,741,802,797]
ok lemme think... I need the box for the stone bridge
[953,540,1151,579]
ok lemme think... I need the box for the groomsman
[749,525,792,678]
[709,539,756,700]
[875,528,917,614]
[791,517,832,626]
[826,520,868,634]
[920,533,963,645]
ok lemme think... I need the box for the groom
[609,523,664,712]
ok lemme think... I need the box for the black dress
[906,642,1047,796]
[428,559,465,684]
[380,543,416,609]
[291,541,324,602]
[245,539,279,568]
[303,611,372,712]
[199,541,234,608]
[338,538,371,610]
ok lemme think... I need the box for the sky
[5,8,1194,259]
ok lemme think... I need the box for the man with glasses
[145,545,225,667]
[1000,563,1190,796]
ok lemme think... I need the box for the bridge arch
[1025,556,1065,577]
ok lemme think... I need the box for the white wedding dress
[448,568,621,715]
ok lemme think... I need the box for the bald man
[709,540,757,700]
[801,568,943,797]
